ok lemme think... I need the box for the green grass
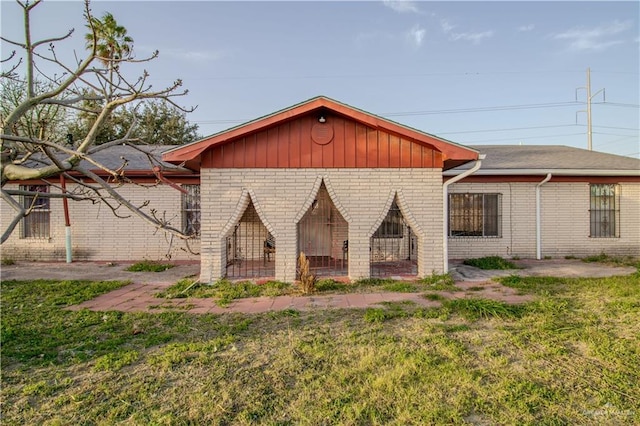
[419,272,458,291]
[5,275,638,424]
[463,256,519,270]
[157,279,297,307]
[158,275,451,303]
[582,253,639,268]
[126,260,174,272]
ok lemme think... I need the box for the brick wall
[200,168,444,283]
[1,183,200,262]
[448,181,640,259]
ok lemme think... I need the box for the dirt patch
[2,259,635,285]
[0,261,200,284]
[449,258,636,282]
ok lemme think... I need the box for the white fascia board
[443,168,640,177]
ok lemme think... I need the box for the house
[447,145,640,260]
[2,97,639,283]
[1,145,201,262]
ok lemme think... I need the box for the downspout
[443,154,485,273]
[536,173,552,260]
[59,175,72,263]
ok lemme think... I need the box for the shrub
[298,252,316,294]
[463,256,518,270]
[126,260,174,272]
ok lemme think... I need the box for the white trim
[444,168,640,177]
[536,173,552,260]
[443,155,485,273]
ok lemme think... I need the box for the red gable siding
[202,114,443,169]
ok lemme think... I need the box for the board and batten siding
[201,115,444,169]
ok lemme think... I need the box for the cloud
[440,19,494,44]
[450,30,494,44]
[553,20,632,51]
[517,24,535,32]
[383,0,420,14]
[137,44,224,62]
[440,19,455,34]
[406,25,426,47]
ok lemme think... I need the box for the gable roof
[163,96,479,170]
[445,145,640,176]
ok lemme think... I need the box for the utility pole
[577,68,605,151]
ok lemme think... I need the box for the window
[21,185,50,238]
[182,184,200,237]
[373,200,404,238]
[590,184,620,238]
[449,193,502,237]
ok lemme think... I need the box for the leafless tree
[1,0,197,244]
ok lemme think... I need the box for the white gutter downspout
[443,154,485,273]
[536,173,552,260]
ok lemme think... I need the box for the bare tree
[0,0,196,244]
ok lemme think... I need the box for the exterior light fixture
[318,115,326,123]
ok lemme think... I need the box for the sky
[1,1,639,158]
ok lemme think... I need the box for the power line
[594,131,640,138]
[460,132,586,144]
[194,101,583,125]
[439,124,578,135]
[592,125,640,131]
[381,101,580,117]
[594,102,640,108]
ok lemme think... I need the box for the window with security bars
[182,184,200,237]
[373,200,404,238]
[589,184,620,238]
[449,193,501,237]
[21,185,50,238]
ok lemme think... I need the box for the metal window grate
[20,185,50,239]
[589,184,620,238]
[449,193,502,237]
[182,184,200,237]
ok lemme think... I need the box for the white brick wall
[1,183,199,262]
[200,168,444,283]
[448,181,640,259]
[4,176,636,277]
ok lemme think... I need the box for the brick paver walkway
[66,279,533,315]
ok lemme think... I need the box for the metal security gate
[370,199,417,277]
[225,200,275,279]
[297,183,348,277]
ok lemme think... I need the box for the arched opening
[225,199,275,279]
[370,197,417,277]
[297,182,348,277]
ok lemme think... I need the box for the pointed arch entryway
[296,181,349,277]
[225,196,276,279]
[369,193,418,278]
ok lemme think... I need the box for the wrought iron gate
[370,199,417,277]
[225,200,275,278]
[297,183,348,277]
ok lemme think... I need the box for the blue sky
[2,1,639,158]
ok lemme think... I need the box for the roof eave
[443,168,640,177]
[163,96,479,166]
